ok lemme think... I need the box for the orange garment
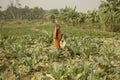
[53,25,62,49]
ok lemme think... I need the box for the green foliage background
[0,0,120,80]
[0,0,120,32]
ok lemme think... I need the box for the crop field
[0,21,120,80]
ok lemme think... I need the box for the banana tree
[46,9,59,23]
[58,7,79,26]
[98,0,120,31]
[85,10,99,23]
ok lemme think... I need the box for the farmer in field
[53,24,66,49]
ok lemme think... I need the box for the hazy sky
[0,0,101,12]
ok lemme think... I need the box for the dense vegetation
[0,0,120,80]
[0,0,120,32]
[0,22,120,80]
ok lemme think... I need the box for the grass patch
[0,21,120,80]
